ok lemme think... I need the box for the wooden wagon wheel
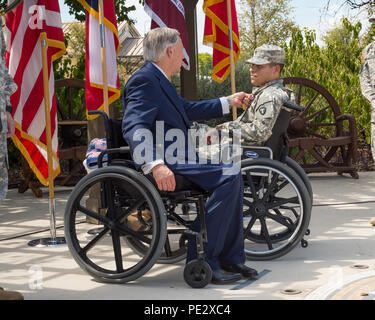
[55,79,88,186]
[55,78,87,146]
[283,77,358,178]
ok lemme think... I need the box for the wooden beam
[180,0,198,100]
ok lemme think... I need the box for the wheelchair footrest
[183,229,199,237]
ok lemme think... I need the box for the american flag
[4,0,66,185]
[77,0,120,119]
[144,0,190,70]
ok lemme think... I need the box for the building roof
[62,20,144,59]
[118,36,143,58]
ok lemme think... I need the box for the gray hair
[143,27,180,63]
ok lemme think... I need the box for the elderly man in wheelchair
[64,30,312,289]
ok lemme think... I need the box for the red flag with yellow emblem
[203,0,240,83]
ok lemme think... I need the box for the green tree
[238,0,296,58]
[282,18,372,144]
[64,0,143,24]
[198,53,213,78]
[0,0,143,21]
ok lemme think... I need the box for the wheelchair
[64,105,312,288]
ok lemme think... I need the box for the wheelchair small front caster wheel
[184,260,212,288]
[301,239,308,248]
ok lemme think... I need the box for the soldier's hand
[152,164,176,192]
[6,111,15,138]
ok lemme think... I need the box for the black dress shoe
[222,263,258,278]
[211,268,242,284]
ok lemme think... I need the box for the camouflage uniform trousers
[0,132,8,204]
[359,41,375,162]
[0,29,18,204]
[372,111,375,163]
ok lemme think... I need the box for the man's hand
[151,164,176,192]
[228,92,254,109]
[6,111,15,138]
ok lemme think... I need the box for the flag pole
[99,0,109,116]
[226,0,237,120]
[28,32,66,247]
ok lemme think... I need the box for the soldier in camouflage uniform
[359,12,375,227]
[360,13,375,161]
[198,45,295,160]
[0,28,17,205]
[0,26,23,300]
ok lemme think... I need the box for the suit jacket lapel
[146,62,190,129]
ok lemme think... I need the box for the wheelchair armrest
[98,146,131,168]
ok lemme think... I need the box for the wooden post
[181,0,198,100]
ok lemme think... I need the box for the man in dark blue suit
[122,27,258,284]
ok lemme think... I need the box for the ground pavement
[0,172,375,300]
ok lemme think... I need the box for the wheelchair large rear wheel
[125,222,190,264]
[64,166,167,283]
[285,156,313,206]
[241,158,311,260]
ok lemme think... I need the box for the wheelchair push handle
[283,101,305,112]
[88,110,109,121]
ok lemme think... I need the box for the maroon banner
[144,0,190,70]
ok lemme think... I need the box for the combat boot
[0,287,24,300]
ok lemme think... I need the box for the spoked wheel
[285,156,313,206]
[184,259,212,288]
[283,77,358,177]
[241,158,311,260]
[64,166,167,283]
[124,202,195,264]
[125,229,190,264]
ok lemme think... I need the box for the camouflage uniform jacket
[218,79,295,145]
[359,41,375,108]
[0,29,18,203]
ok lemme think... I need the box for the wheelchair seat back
[264,108,291,162]
[106,118,127,149]
[240,108,291,162]
[104,118,135,166]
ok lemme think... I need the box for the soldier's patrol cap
[246,44,285,65]
[369,12,375,22]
